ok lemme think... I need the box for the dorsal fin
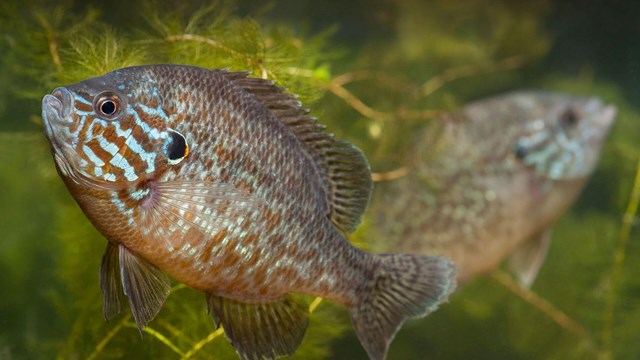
[220,70,372,234]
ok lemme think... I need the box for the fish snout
[42,87,74,136]
[51,87,73,118]
[598,104,617,130]
[43,87,73,118]
[585,97,617,131]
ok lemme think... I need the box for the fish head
[41,67,184,189]
[511,92,617,181]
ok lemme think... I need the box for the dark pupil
[514,143,527,160]
[561,109,578,126]
[167,131,187,160]
[101,100,116,115]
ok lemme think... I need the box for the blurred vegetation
[1,0,639,359]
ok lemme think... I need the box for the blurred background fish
[371,91,616,285]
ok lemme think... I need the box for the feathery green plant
[1,0,638,359]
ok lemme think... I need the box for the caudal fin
[350,253,456,360]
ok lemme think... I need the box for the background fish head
[510,91,617,181]
[41,67,173,189]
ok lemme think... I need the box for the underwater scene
[1,0,640,359]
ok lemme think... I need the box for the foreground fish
[41,64,456,360]
[374,91,616,285]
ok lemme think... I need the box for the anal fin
[508,229,552,288]
[206,293,309,360]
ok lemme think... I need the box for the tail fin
[350,253,456,360]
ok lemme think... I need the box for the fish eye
[514,143,527,160]
[560,108,579,127]
[94,92,124,120]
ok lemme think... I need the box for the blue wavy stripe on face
[82,144,105,167]
[555,130,584,178]
[549,153,566,179]
[109,152,138,181]
[110,191,134,225]
[129,106,162,140]
[136,101,170,122]
[75,96,93,107]
[524,141,559,175]
[97,134,119,156]
[70,116,87,148]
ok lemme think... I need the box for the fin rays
[119,244,171,332]
[206,293,309,360]
[139,180,261,250]
[99,243,171,332]
[222,71,372,234]
[100,242,122,321]
[350,254,456,360]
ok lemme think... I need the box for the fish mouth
[597,104,617,131]
[42,87,74,139]
[42,87,72,122]
[585,97,617,131]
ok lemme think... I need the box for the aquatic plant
[1,1,342,359]
[1,0,638,359]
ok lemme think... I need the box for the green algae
[0,0,639,359]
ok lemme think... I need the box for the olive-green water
[1,1,640,359]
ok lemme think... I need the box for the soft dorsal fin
[220,70,372,234]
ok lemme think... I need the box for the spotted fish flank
[41,64,456,360]
[374,91,616,286]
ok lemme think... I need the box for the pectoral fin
[139,180,260,250]
[508,229,551,288]
[206,293,309,360]
[119,244,171,332]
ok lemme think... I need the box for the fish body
[41,64,456,360]
[374,91,616,284]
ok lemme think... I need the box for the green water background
[1,0,640,359]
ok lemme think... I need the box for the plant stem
[600,153,640,359]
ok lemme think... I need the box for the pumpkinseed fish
[373,91,616,285]
[41,64,456,360]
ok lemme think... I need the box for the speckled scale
[41,64,456,360]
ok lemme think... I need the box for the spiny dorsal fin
[206,293,309,360]
[220,70,372,233]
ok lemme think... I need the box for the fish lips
[598,104,617,131]
[42,87,74,139]
[586,97,617,132]
[590,102,617,148]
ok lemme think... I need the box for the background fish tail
[350,253,456,360]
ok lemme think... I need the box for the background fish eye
[560,107,579,127]
[93,92,124,120]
